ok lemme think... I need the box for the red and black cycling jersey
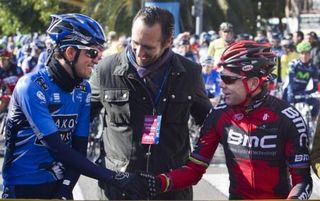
[0,63,23,100]
[161,94,313,199]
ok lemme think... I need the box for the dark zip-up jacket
[89,50,211,200]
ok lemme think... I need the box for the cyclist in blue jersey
[201,56,221,106]
[21,39,46,74]
[1,13,148,200]
[283,41,319,121]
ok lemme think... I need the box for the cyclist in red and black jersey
[136,40,313,200]
[0,45,23,113]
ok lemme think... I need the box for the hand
[139,171,162,197]
[39,161,64,180]
[110,171,149,199]
[54,180,73,200]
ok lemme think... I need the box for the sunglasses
[73,45,100,59]
[220,74,246,85]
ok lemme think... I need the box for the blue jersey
[288,59,319,93]
[2,68,91,185]
[202,70,221,98]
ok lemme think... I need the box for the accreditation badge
[141,115,162,144]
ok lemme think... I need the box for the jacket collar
[112,50,186,76]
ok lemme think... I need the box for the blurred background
[0,0,319,38]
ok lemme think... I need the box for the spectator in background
[198,32,211,60]
[201,56,221,106]
[0,45,23,113]
[254,29,268,43]
[21,39,46,74]
[236,33,251,41]
[278,39,299,83]
[36,37,54,70]
[268,33,283,90]
[283,41,319,121]
[293,30,304,47]
[306,31,320,79]
[17,44,31,68]
[208,22,235,67]
[175,37,198,62]
[189,34,200,61]
[270,33,284,57]
[102,31,124,57]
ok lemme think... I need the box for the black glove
[54,179,73,200]
[110,171,150,199]
[138,171,163,198]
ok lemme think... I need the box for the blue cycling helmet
[30,39,46,50]
[46,13,106,48]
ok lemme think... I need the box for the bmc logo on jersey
[227,129,277,148]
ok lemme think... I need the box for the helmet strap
[240,77,265,106]
[70,49,81,80]
[59,47,82,82]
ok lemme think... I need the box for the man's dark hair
[295,30,304,41]
[133,6,174,43]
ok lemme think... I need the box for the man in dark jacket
[89,6,211,200]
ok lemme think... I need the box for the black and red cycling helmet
[218,40,277,78]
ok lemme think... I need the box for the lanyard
[153,66,170,109]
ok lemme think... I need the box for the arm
[285,107,313,199]
[43,133,114,182]
[54,136,88,199]
[311,117,320,178]
[306,66,319,94]
[159,110,219,192]
[44,133,152,199]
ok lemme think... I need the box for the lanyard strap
[154,67,170,108]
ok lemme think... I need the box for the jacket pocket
[103,89,130,125]
[164,92,193,123]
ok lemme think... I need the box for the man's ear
[64,46,76,61]
[164,36,174,48]
[250,76,260,89]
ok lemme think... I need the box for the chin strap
[59,47,82,82]
[239,76,267,107]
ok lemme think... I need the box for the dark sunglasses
[220,74,246,85]
[74,45,100,59]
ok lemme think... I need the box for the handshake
[110,171,171,199]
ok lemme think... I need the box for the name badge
[141,115,162,144]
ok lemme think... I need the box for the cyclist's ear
[247,76,260,90]
[64,47,77,61]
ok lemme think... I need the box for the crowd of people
[0,5,320,200]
